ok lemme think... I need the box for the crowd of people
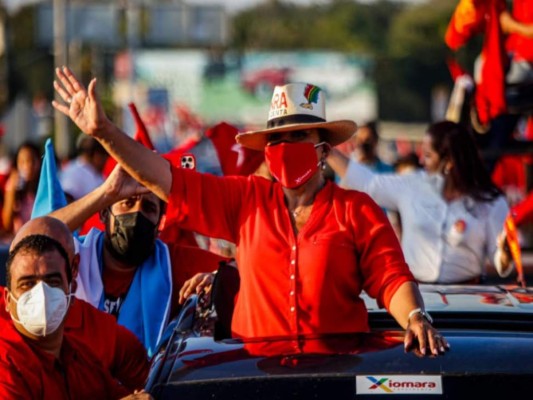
[0,72,526,398]
[1,0,533,394]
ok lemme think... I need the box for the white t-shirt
[60,158,104,200]
[340,160,512,283]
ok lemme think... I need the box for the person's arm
[327,148,350,179]
[489,196,514,278]
[330,149,409,211]
[388,281,448,356]
[479,195,515,279]
[50,165,150,231]
[52,66,171,202]
[353,192,448,356]
[500,10,533,38]
[1,171,19,232]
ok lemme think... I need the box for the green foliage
[388,0,455,62]
[231,0,403,54]
[4,0,483,123]
[230,0,471,121]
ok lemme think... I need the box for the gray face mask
[9,281,71,337]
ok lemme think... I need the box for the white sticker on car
[356,375,443,395]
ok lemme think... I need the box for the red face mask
[265,142,320,189]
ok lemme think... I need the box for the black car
[145,266,533,399]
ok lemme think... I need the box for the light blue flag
[31,138,67,218]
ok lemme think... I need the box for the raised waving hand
[51,65,172,201]
[52,66,110,138]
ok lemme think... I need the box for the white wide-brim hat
[236,83,358,151]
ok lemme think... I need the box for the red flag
[163,136,202,168]
[504,213,526,287]
[164,122,264,177]
[475,0,508,125]
[445,0,486,50]
[445,0,508,125]
[491,155,528,195]
[129,103,155,150]
[206,122,264,176]
[446,56,468,81]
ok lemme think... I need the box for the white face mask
[9,281,70,337]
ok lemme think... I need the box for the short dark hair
[6,234,71,289]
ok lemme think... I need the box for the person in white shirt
[328,120,513,284]
[60,136,108,201]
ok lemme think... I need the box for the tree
[376,0,459,120]
[231,0,467,122]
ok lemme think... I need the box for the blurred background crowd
[0,0,529,253]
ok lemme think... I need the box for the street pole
[53,0,70,160]
[126,0,139,104]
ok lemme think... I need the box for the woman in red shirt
[52,66,448,357]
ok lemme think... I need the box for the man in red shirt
[54,67,449,357]
[1,215,150,392]
[49,166,227,356]
[0,227,149,399]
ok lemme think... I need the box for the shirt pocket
[311,231,356,250]
[302,231,357,271]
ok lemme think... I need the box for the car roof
[146,284,533,398]
[363,284,533,314]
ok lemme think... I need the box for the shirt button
[292,245,296,251]
[290,307,295,312]
[290,291,294,296]
[290,274,295,280]
[291,260,295,265]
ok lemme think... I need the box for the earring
[321,160,327,171]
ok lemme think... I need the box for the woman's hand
[497,230,512,265]
[52,66,111,138]
[404,312,450,357]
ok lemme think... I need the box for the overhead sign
[144,5,228,46]
[35,3,228,48]
[36,4,121,47]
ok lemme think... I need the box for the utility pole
[53,0,69,160]
[128,0,140,103]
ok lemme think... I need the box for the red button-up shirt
[166,168,415,343]
[0,317,129,399]
[0,288,149,393]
